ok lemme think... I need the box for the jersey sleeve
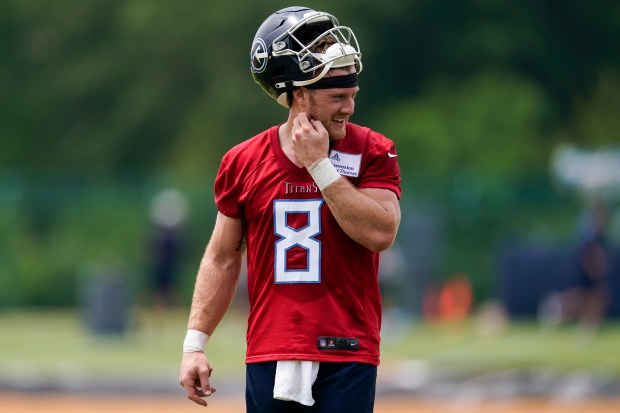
[358,133,402,199]
[214,153,243,219]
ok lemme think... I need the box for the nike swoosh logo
[388,152,398,158]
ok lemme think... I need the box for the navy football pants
[246,361,377,412]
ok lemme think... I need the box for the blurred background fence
[1,169,618,324]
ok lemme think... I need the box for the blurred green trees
[1,0,619,307]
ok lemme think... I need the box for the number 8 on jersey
[273,199,324,284]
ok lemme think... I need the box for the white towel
[273,360,320,406]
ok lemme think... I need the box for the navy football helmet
[250,6,362,107]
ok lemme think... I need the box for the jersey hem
[245,354,380,366]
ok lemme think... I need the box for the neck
[278,114,303,167]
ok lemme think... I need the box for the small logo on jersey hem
[317,336,359,351]
[388,152,398,158]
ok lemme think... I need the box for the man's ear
[292,87,307,107]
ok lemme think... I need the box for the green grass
[381,319,620,377]
[0,308,247,383]
[1,308,619,384]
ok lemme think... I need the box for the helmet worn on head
[250,6,362,107]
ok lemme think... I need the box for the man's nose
[341,97,355,115]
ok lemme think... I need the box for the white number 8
[273,199,323,283]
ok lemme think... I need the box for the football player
[179,6,401,412]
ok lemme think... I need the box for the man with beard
[179,6,401,412]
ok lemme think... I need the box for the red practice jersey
[214,123,401,365]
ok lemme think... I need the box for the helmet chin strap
[276,64,332,108]
[291,65,332,88]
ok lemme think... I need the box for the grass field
[0,307,619,396]
[1,307,620,412]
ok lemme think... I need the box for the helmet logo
[250,38,269,74]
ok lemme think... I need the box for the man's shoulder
[346,122,370,137]
[227,126,276,153]
[222,125,278,163]
[345,122,395,149]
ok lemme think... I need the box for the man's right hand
[292,112,330,170]
[179,351,217,407]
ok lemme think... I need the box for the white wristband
[308,158,341,191]
[183,329,210,353]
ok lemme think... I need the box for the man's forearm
[187,250,242,335]
[321,178,400,252]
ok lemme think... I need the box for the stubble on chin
[328,124,347,142]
